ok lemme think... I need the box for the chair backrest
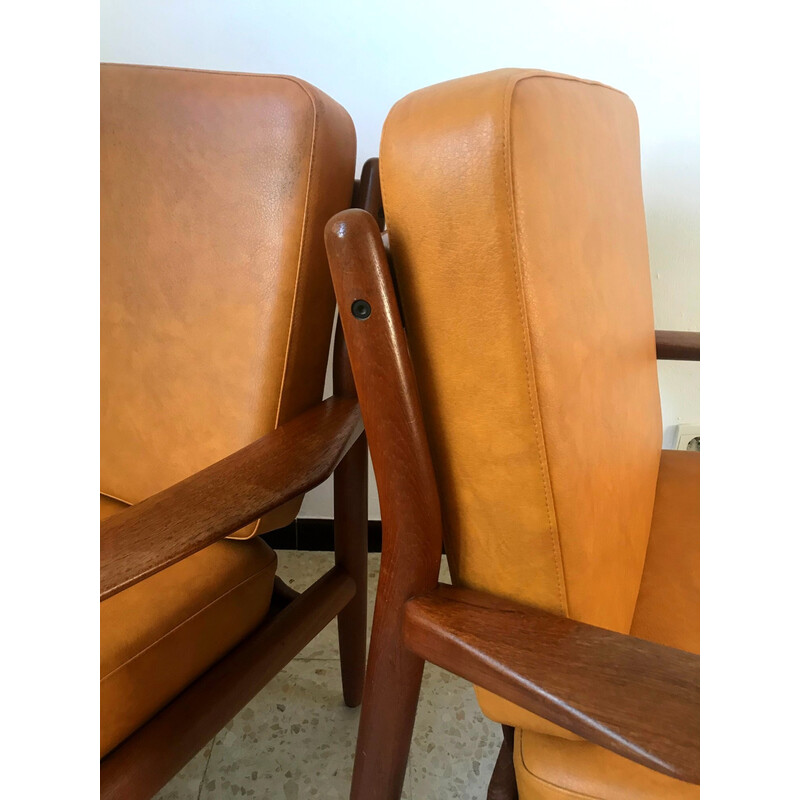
[380,69,662,633]
[101,64,356,535]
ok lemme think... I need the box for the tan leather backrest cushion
[380,69,661,632]
[101,65,356,535]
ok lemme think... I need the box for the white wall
[101,0,699,519]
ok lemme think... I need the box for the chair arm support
[655,330,700,361]
[101,397,363,602]
[403,585,699,785]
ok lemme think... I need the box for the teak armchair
[326,69,700,800]
[99,65,373,799]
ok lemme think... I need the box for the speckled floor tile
[408,663,501,800]
[199,658,409,800]
[154,739,214,800]
[154,551,503,800]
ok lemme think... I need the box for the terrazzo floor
[155,551,502,800]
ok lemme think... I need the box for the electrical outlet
[673,424,700,452]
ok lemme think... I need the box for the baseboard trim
[260,518,383,552]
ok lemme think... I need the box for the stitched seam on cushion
[103,63,324,87]
[509,70,629,99]
[272,78,320,429]
[103,68,320,529]
[518,731,604,799]
[109,72,324,431]
[100,492,131,507]
[100,555,276,682]
[502,73,568,616]
[379,119,463,584]
[103,64,629,102]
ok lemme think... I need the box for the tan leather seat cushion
[514,730,698,800]
[100,497,277,757]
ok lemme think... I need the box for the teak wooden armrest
[655,329,700,361]
[100,396,363,601]
[403,584,700,784]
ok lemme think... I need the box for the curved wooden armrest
[404,585,699,785]
[101,397,363,601]
[655,330,700,361]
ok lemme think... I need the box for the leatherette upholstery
[380,69,698,799]
[100,495,278,756]
[101,64,356,536]
[381,68,661,630]
[100,65,355,757]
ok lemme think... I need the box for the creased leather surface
[100,64,356,537]
[380,69,661,630]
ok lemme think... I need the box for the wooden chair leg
[349,577,427,800]
[487,725,519,800]
[334,431,369,707]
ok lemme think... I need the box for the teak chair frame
[326,159,701,800]
[99,166,385,800]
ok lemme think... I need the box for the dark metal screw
[351,299,371,320]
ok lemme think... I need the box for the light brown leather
[100,493,129,521]
[631,450,700,653]
[100,499,277,757]
[100,65,354,758]
[514,730,699,799]
[100,64,356,537]
[381,70,696,798]
[381,68,661,631]
[477,449,700,741]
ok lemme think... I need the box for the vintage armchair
[325,70,700,800]
[100,64,369,799]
